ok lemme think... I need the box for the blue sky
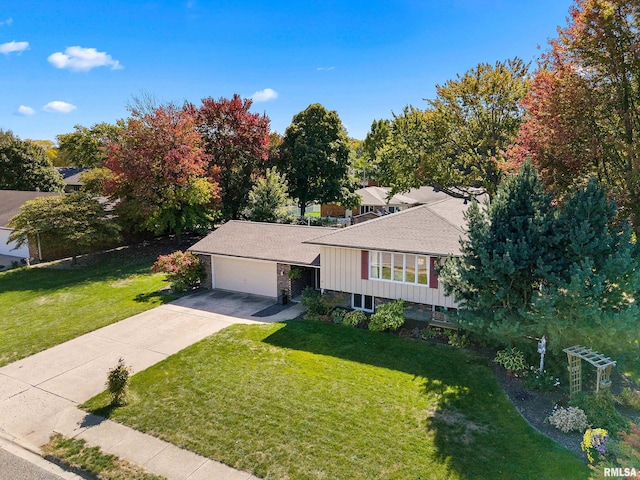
[2,0,573,142]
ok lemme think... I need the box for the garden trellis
[563,345,616,397]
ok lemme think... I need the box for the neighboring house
[189,222,327,299]
[321,185,475,220]
[0,190,60,259]
[56,167,88,192]
[190,196,473,322]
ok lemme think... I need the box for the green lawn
[0,247,175,367]
[83,321,589,480]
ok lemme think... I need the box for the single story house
[56,167,88,192]
[321,185,479,220]
[190,197,472,320]
[0,190,60,259]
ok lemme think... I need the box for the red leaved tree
[104,103,219,243]
[192,94,271,220]
[509,0,640,230]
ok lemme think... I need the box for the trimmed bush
[368,299,405,332]
[343,310,367,328]
[570,391,629,434]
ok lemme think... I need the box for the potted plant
[278,289,288,305]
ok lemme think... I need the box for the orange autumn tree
[105,103,219,243]
[510,0,640,230]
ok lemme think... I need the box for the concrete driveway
[0,289,304,479]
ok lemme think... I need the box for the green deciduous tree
[0,130,65,192]
[361,118,391,185]
[104,103,219,243]
[242,168,291,223]
[440,163,640,352]
[57,123,121,167]
[382,59,529,199]
[278,103,358,216]
[7,192,121,263]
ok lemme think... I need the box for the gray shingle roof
[189,221,326,266]
[306,203,468,256]
[0,190,61,227]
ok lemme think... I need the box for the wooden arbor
[563,345,616,397]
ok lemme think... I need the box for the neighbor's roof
[189,221,326,266]
[0,190,61,227]
[357,185,452,207]
[306,202,469,256]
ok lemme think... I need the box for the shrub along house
[190,196,472,324]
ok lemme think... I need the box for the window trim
[368,251,433,287]
[352,293,375,313]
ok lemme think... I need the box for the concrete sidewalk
[0,292,305,479]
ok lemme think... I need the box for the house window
[352,293,374,312]
[368,251,435,287]
[360,205,375,215]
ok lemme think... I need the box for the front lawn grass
[83,321,588,480]
[0,247,175,367]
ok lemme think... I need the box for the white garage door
[213,256,278,298]
[0,228,29,258]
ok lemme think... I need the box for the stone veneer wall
[276,263,291,296]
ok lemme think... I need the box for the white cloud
[251,88,278,102]
[43,101,77,113]
[48,46,123,71]
[316,66,335,71]
[17,105,35,116]
[0,41,29,54]
[0,18,13,26]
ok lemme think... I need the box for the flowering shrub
[581,428,609,463]
[152,251,204,293]
[525,367,560,391]
[547,405,588,433]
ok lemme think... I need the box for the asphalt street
[0,446,64,480]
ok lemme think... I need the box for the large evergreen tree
[441,164,639,352]
[0,130,65,192]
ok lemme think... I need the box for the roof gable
[306,202,469,256]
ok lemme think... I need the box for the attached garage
[212,256,277,298]
[190,221,326,300]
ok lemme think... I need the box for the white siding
[0,228,29,258]
[213,256,278,298]
[320,246,458,309]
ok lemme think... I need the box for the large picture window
[368,251,430,286]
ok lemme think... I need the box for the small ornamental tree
[152,251,204,292]
[107,358,131,406]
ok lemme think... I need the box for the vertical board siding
[320,246,458,308]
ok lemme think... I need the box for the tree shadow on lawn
[262,320,587,480]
